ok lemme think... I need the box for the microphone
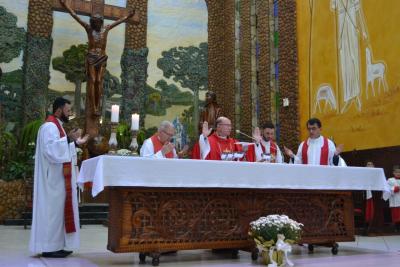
[235,129,259,142]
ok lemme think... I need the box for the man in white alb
[284,118,343,165]
[29,97,88,258]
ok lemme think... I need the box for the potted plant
[249,214,303,266]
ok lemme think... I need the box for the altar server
[387,165,400,231]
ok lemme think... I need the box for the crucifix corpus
[57,0,139,139]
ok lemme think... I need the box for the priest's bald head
[157,121,175,144]
[215,116,232,138]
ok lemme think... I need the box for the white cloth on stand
[77,156,390,199]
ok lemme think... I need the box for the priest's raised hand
[202,121,213,137]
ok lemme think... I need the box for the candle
[131,113,140,130]
[111,105,119,123]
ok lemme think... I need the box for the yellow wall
[297,0,400,151]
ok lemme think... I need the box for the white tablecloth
[77,155,390,198]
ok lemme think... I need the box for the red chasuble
[46,115,76,233]
[191,142,201,159]
[150,134,174,158]
[301,137,329,165]
[204,133,242,160]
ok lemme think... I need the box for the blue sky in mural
[0,0,207,93]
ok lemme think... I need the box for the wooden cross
[52,0,134,22]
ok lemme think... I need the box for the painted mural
[297,0,400,151]
[0,0,207,145]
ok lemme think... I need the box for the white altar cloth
[77,155,390,198]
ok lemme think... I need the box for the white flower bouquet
[116,149,132,156]
[249,214,303,266]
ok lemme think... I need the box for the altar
[78,156,390,266]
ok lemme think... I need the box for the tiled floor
[1,225,399,267]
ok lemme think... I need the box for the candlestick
[129,130,139,156]
[111,105,119,123]
[108,122,118,154]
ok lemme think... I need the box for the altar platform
[77,156,390,265]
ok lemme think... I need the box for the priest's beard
[60,113,70,123]
[262,136,270,142]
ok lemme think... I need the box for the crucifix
[55,0,139,140]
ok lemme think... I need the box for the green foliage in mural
[157,42,208,136]
[52,44,88,117]
[0,6,26,66]
[181,105,196,143]
[0,69,23,123]
[144,79,193,116]
[0,6,26,124]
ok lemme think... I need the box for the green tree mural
[52,44,88,117]
[0,6,25,77]
[157,42,208,136]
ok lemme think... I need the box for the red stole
[246,141,277,162]
[46,115,76,233]
[205,133,241,160]
[301,137,329,165]
[150,134,174,158]
[261,141,278,161]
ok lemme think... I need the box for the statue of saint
[199,91,222,131]
[60,0,138,116]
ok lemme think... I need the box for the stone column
[239,0,252,135]
[277,0,299,150]
[256,0,271,125]
[121,0,148,126]
[23,0,54,122]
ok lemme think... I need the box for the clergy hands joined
[76,134,90,145]
[161,142,175,156]
[202,122,213,137]
[68,128,89,145]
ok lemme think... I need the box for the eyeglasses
[307,126,319,131]
[162,130,175,137]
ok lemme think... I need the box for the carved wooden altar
[107,187,354,265]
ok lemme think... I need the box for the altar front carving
[108,188,353,253]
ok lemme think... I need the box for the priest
[246,121,284,163]
[283,118,343,165]
[140,121,188,158]
[29,97,89,257]
[197,116,243,160]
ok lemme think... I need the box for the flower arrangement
[249,214,303,266]
[116,149,132,156]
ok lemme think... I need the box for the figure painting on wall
[331,0,368,113]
